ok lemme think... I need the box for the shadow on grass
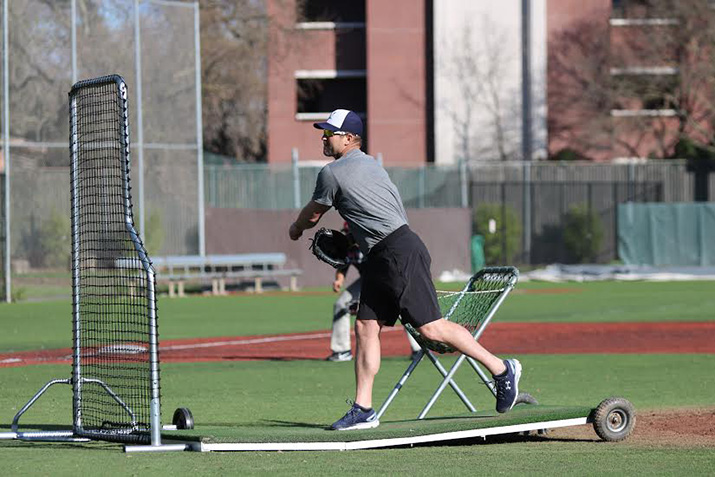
[405,432,599,449]
[0,423,73,431]
[186,420,328,430]
[0,440,118,451]
[0,426,119,452]
[261,419,328,430]
[385,415,500,425]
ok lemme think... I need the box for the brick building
[266,1,705,165]
[267,0,428,165]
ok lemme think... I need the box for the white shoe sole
[336,419,380,431]
[506,359,522,411]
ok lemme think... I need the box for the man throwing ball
[288,109,522,430]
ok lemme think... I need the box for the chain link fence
[204,158,709,267]
[1,0,202,302]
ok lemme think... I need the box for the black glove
[309,227,363,269]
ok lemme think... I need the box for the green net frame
[404,267,519,354]
[378,267,519,420]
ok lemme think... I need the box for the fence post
[627,161,635,201]
[2,0,10,303]
[194,2,205,257]
[292,148,301,209]
[133,0,145,237]
[460,158,468,208]
[522,161,532,264]
[419,165,426,208]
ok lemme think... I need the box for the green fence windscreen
[618,203,715,266]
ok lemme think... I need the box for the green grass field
[1,280,714,475]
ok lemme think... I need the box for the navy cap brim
[313,122,339,131]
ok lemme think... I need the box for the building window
[297,0,365,23]
[612,0,675,19]
[611,73,678,113]
[296,77,367,117]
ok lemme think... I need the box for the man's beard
[323,142,335,157]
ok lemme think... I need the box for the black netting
[405,267,519,354]
[69,76,157,444]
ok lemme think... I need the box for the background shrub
[473,203,522,265]
[563,204,604,263]
[38,209,70,268]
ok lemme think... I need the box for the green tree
[563,204,604,263]
[38,209,70,269]
[144,209,165,256]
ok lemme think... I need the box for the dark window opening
[297,78,367,115]
[612,74,678,110]
[612,0,676,19]
[297,0,365,23]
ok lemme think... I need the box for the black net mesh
[69,76,157,444]
[405,267,519,354]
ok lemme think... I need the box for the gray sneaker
[494,359,522,413]
[326,351,352,362]
[330,402,379,431]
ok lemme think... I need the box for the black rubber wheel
[515,392,538,406]
[591,397,635,442]
[172,407,195,430]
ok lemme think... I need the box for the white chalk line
[0,328,405,364]
[161,326,403,351]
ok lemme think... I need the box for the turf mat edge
[162,405,593,443]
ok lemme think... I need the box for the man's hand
[289,222,303,241]
[332,273,345,293]
[290,201,330,241]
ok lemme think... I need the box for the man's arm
[289,200,331,240]
[332,268,346,293]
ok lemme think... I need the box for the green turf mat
[162,405,593,443]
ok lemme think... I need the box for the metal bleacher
[118,253,303,297]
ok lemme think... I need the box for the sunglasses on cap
[322,130,349,138]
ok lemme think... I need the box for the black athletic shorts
[357,225,442,328]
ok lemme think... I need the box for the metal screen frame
[69,74,160,445]
[0,75,174,449]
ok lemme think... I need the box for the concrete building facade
[433,1,547,164]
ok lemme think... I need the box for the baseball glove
[309,227,358,269]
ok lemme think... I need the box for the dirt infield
[2,321,714,368]
[548,406,715,448]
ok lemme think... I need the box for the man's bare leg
[354,319,382,408]
[417,319,506,375]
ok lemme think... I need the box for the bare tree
[548,18,614,160]
[8,1,75,150]
[653,0,715,151]
[200,1,270,163]
[549,0,715,159]
[438,18,521,163]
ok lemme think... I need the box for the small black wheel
[591,397,635,442]
[172,407,194,430]
[515,392,538,406]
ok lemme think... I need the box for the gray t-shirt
[312,149,408,253]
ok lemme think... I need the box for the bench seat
[116,254,302,297]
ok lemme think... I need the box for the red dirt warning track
[1,321,714,368]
